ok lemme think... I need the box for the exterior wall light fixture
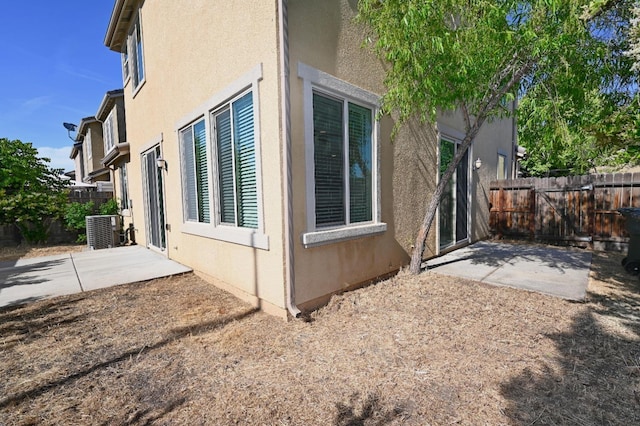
[474,157,482,170]
[156,157,167,170]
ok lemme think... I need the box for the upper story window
[176,64,267,250]
[123,13,145,92]
[86,131,92,160]
[103,110,115,153]
[298,62,386,248]
[121,42,130,83]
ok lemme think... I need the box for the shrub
[64,201,95,243]
[99,199,119,215]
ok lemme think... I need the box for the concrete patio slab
[0,246,192,308]
[0,254,81,307]
[425,241,592,300]
[73,246,192,291]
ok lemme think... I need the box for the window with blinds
[176,64,267,249]
[213,91,258,229]
[180,119,210,223]
[312,91,373,228]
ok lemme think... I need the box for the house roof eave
[101,142,130,168]
[77,116,98,137]
[96,89,124,120]
[70,142,83,159]
[104,0,140,52]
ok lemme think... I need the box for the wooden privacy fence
[489,173,640,250]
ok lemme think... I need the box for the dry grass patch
[0,248,639,425]
[0,244,85,262]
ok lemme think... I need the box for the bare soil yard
[0,246,639,425]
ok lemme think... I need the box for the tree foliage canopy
[358,0,588,128]
[518,0,639,176]
[0,138,68,243]
[357,0,636,272]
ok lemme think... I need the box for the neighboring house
[97,89,131,216]
[75,116,111,185]
[69,140,85,183]
[104,0,517,318]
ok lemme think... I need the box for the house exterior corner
[103,0,516,317]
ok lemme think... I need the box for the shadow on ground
[500,253,640,424]
[428,241,591,272]
[0,305,258,412]
[0,258,67,290]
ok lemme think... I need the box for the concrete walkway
[425,241,592,301]
[0,246,192,308]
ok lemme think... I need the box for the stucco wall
[288,0,514,308]
[116,0,285,312]
[289,0,432,307]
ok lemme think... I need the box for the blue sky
[0,1,122,172]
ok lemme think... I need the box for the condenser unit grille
[86,215,118,250]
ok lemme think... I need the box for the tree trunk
[407,60,533,274]
[408,121,483,274]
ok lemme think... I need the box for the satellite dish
[63,122,77,131]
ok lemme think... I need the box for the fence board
[489,173,640,250]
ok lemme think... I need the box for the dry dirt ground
[0,245,639,425]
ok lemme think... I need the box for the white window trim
[298,62,386,248]
[176,64,268,250]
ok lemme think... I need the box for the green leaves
[358,0,638,176]
[0,138,69,243]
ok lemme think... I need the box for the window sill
[302,222,387,248]
[182,222,269,250]
[131,78,146,98]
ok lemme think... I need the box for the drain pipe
[279,0,301,319]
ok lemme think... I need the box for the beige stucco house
[97,89,131,216]
[71,116,110,185]
[104,0,517,318]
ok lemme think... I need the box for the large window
[312,92,373,227]
[213,91,258,229]
[180,119,209,223]
[298,62,386,248]
[103,111,115,153]
[176,65,267,249]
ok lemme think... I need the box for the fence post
[528,187,535,240]
[498,184,505,239]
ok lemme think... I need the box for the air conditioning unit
[86,215,119,250]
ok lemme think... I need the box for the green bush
[64,201,95,243]
[99,199,119,215]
